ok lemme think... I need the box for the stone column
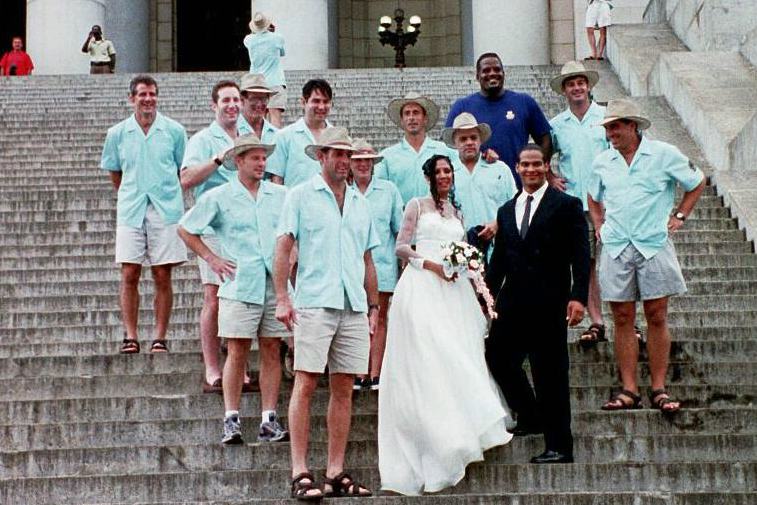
[105,0,149,73]
[252,0,330,69]
[470,0,550,65]
[26,0,106,74]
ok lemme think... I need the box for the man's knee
[151,265,173,290]
[644,299,669,327]
[610,302,636,327]
[259,338,282,362]
[203,285,219,309]
[121,264,141,287]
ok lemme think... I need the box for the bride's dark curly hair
[422,154,461,216]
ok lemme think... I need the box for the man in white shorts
[588,99,706,414]
[100,74,187,355]
[274,127,379,500]
[179,134,290,445]
[585,0,612,60]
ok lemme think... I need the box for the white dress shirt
[515,181,548,233]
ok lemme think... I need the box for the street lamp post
[377,8,422,68]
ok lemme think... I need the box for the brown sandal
[150,339,169,353]
[578,323,606,346]
[291,472,323,501]
[120,339,140,354]
[650,388,681,413]
[323,471,372,498]
[601,389,642,410]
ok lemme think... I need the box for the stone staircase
[0,67,756,504]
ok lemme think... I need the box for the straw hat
[549,61,600,94]
[598,98,651,130]
[441,112,492,147]
[304,127,356,160]
[240,73,278,95]
[351,139,383,163]
[250,12,272,34]
[222,133,276,171]
[386,92,440,131]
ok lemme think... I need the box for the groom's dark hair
[517,143,547,163]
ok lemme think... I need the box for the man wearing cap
[244,12,286,128]
[274,127,378,499]
[180,80,253,392]
[350,139,403,391]
[179,134,290,445]
[549,61,609,345]
[100,74,187,355]
[588,99,706,413]
[81,25,116,74]
[443,112,517,249]
[446,53,552,187]
[375,92,457,205]
[238,73,279,144]
[267,79,334,188]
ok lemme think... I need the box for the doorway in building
[176,1,251,71]
[0,0,26,57]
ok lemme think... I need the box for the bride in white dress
[378,154,513,496]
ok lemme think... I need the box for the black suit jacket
[486,186,590,316]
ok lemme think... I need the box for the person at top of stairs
[243,12,287,128]
[100,74,188,355]
[588,98,706,414]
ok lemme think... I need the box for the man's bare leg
[223,338,252,411]
[610,301,639,394]
[151,264,174,342]
[368,292,391,380]
[120,263,142,341]
[587,259,604,326]
[201,284,222,384]
[259,337,283,411]
[325,372,354,477]
[289,371,319,475]
[598,26,608,59]
[586,28,597,59]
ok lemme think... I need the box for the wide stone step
[4,433,756,479]
[1,461,753,504]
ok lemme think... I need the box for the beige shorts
[197,234,222,285]
[115,203,187,265]
[218,276,291,339]
[293,305,370,374]
[268,85,287,110]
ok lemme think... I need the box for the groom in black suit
[486,144,590,464]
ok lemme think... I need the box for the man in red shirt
[0,37,34,76]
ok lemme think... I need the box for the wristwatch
[213,155,222,166]
[673,211,686,221]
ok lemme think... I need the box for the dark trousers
[486,312,573,455]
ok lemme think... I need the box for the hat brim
[386,97,440,131]
[304,144,357,161]
[351,153,384,163]
[598,115,651,131]
[223,143,276,171]
[550,70,600,94]
[241,86,278,96]
[250,19,271,33]
[441,124,492,147]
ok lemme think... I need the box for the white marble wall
[105,0,149,74]
[471,0,550,65]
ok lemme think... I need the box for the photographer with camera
[81,24,116,74]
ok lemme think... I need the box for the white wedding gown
[378,197,513,496]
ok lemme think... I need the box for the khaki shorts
[115,203,187,265]
[598,241,687,302]
[218,276,291,339]
[268,85,287,110]
[586,1,611,28]
[197,234,222,285]
[293,305,369,374]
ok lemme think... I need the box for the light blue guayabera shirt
[267,118,333,187]
[182,120,252,200]
[374,137,458,205]
[588,136,704,260]
[453,157,517,230]
[243,31,286,88]
[179,179,287,304]
[354,178,404,292]
[237,116,278,143]
[101,112,187,228]
[550,101,609,210]
[278,174,380,311]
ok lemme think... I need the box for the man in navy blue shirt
[446,53,553,187]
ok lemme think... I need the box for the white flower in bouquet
[469,259,480,271]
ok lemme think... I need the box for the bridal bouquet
[441,241,498,320]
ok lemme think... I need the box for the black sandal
[150,339,169,353]
[323,471,372,498]
[578,323,606,346]
[120,339,140,354]
[291,472,323,501]
[649,388,681,413]
[601,389,642,410]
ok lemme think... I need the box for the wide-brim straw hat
[598,98,651,131]
[386,92,440,131]
[222,133,276,171]
[351,138,383,163]
[250,12,272,34]
[441,112,492,147]
[549,60,600,94]
[240,73,278,95]
[304,127,357,160]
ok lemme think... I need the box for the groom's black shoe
[507,423,543,436]
[530,450,574,464]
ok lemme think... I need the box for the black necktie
[520,195,533,239]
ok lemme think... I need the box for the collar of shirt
[399,135,438,155]
[562,100,604,125]
[607,134,653,169]
[518,180,548,206]
[230,177,274,203]
[237,115,276,135]
[293,117,333,141]
[208,120,235,142]
[125,112,166,137]
[312,174,358,213]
